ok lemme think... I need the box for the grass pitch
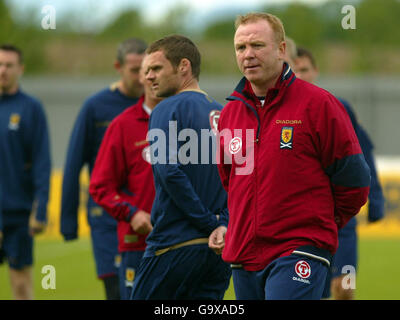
[0,237,399,300]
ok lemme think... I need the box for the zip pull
[255,138,259,143]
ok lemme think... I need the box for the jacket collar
[132,96,150,121]
[228,62,296,107]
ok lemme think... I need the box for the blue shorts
[119,251,144,300]
[232,248,330,300]
[322,229,357,298]
[90,226,120,279]
[0,221,33,270]
[131,244,231,300]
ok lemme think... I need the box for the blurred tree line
[1,0,399,75]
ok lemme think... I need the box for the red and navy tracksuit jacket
[89,97,155,253]
[217,63,371,271]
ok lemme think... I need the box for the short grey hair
[116,38,147,65]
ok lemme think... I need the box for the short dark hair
[297,47,316,68]
[146,35,201,80]
[116,38,147,65]
[0,44,23,64]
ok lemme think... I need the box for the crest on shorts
[126,268,135,282]
[8,113,21,130]
[280,126,293,149]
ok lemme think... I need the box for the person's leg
[90,226,120,300]
[3,222,34,300]
[191,249,232,300]
[231,267,264,300]
[264,255,328,300]
[132,245,213,300]
[330,231,357,300]
[9,266,34,300]
[119,251,144,300]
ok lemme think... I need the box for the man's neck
[117,81,142,98]
[0,84,19,96]
[177,77,200,95]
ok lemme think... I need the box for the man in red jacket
[209,12,371,300]
[89,60,162,299]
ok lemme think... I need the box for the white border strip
[292,250,331,267]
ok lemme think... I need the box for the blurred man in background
[89,59,162,299]
[0,44,51,300]
[295,47,385,300]
[61,38,147,300]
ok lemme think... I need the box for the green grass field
[1,237,399,300]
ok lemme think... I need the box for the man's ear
[114,60,122,72]
[179,58,191,74]
[278,41,286,61]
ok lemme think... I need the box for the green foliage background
[1,0,400,75]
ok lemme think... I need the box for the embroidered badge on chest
[280,126,293,149]
[8,113,21,130]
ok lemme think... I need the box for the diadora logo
[295,260,311,279]
[229,137,242,155]
[292,260,311,284]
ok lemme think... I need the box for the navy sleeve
[358,126,385,222]
[149,102,219,234]
[61,101,92,240]
[31,102,51,223]
[338,98,385,222]
[0,182,3,231]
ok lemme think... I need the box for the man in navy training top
[131,35,231,300]
[0,44,51,300]
[295,47,385,300]
[61,38,147,300]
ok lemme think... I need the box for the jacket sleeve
[61,102,92,240]
[315,94,371,229]
[149,104,220,234]
[89,119,139,222]
[31,102,51,223]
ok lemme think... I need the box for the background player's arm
[29,102,51,235]
[316,95,370,229]
[89,119,152,234]
[61,102,92,240]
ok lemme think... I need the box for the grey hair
[116,38,147,64]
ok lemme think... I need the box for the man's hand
[209,226,227,255]
[130,210,152,235]
[29,216,46,236]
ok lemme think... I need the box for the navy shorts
[0,221,33,270]
[119,251,144,300]
[322,230,357,298]
[131,244,231,300]
[90,226,120,279]
[232,251,330,300]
